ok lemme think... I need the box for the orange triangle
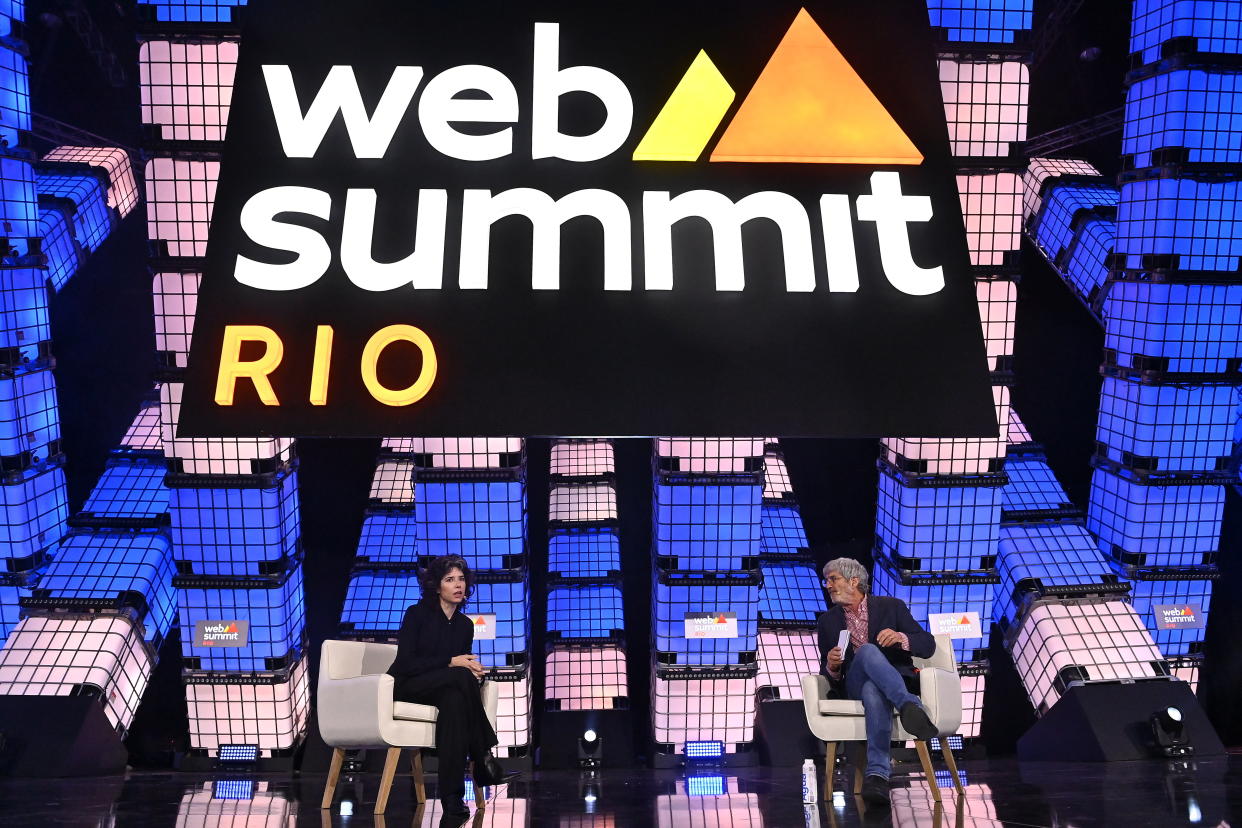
[958,616,970,625]
[716,614,728,624]
[1182,607,1194,616]
[475,616,487,625]
[711,8,923,165]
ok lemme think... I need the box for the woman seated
[388,554,504,818]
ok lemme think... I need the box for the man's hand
[450,654,486,677]
[876,628,903,648]
[826,646,844,672]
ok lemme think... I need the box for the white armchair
[800,634,965,802]
[318,640,499,815]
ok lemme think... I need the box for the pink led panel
[882,384,1010,474]
[177,781,292,826]
[494,675,531,757]
[976,277,1016,369]
[550,483,617,522]
[939,58,1029,158]
[652,674,756,753]
[1023,157,1101,219]
[656,438,765,474]
[1006,408,1032,446]
[761,451,793,501]
[0,614,152,733]
[380,437,523,469]
[160,382,293,474]
[185,654,310,757]
[959,672,985,740]
[755,629,818,702]
[42,146,138,218]
[153,271,200,368]
[140,39,238,143]
[891,783,1001,827]
[551,439,615,477]
[145,157,219,258]
[956,172,1023,267]
[656,778,760,828]
[544,645,627,710]
[120,395,163,453]
[369,459,415,505]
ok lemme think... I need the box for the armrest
[318,673,395,748]
[801,674,829,723]
[917,667,962,737]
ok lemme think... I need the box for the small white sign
[684,612,738,639]
[927,611,982,639]
[467,613,497,640]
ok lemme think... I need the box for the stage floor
[0,754,1238,827]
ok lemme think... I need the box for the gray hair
[823,557,869,593]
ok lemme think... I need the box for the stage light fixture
[577,728,602,768]
[1150,706,1193,757]
[686,774,725,796]
[683,740,725,761]
[210,779,255,800]
[216,743,260,766]
[340,800,353,817]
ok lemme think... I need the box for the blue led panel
[547,526,620,578]
[0,462,66,568]
[1122,569,1214,656]
[1001,456,1075,515]
[414,480,525,569]
[875,466,1002,572]
[468,578,529,670]
[995,523,1121,628]
[169,466,300,576]
[81,457,170,522]
[0,265,50,358]
[653,572,759,668]
[1125,69,1242,167]
[33,530,175,645]
[546,584,624,640]
[177,561,305,672]
[37,203,82,292]
[685,774,726,795]
[927,0,1033,43]
[654,482,761,571]
[353,511,418,564]
[0,156,38,239]
[759,504,809,557]
[1117,177,1242,273]
[757,562,825,628]
[0,1,22,37]
[0,41,29,147]
[1131,0,1242,66]
[339,570,416,634]
[0,573,34,645]
[0,361,58,468]
[1064,214,1115,306]
[1087,466,1223,568]
[138,0,246,24]
[1104,282,1242,374]
[871,557,995,664]
[1096,378,1237,472]
[34,171,114,253]
[1033,182,1118,263]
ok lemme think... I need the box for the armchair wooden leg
[940,741,965,797]
[913,740,942,803]
[321,747,345,809]
[375,747,401,815]
[851,744,866,795]
[409,748,427,804]
[471,761,486,809]
[822,742,837,801]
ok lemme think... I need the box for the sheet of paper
[837,629,850,653]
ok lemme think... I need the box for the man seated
[816,557,939,807]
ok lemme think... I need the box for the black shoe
[440,799,470,819]
[860,775,891,807]
[472,753,507,787]
[899,702,938,740]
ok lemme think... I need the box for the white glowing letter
[340,189,448,290]
[856,171,944,296]
[418,65,519,161]
[819,194,859,292]
[263,64,423,159]
[642,190,814,291]
[531,23,634,162]
[458,188,632,290]
[235,187,332,291]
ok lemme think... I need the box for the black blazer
[387,596,475,678]
[816,594,936,696]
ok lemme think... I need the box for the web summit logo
[195,620,250,648]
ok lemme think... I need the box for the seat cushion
[393,701,439,723]
[818,699,866,716]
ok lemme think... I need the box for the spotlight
[1151,706,1193,757]
[684,740,724,762]
[216,744,259,768]
[211,779,255,800]
[578,728,603,768]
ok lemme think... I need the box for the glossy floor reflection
[0,755,1238,827]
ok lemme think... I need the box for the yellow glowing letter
[360,324,438,406]
[214,325,284,406]
[632,50,735,162]
[309,325,334,406]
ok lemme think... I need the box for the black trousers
[393,666,499,802]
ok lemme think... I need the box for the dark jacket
[816,594,936,696]
[387,596,475,678]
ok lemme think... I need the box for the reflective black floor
[0,755,1238,827]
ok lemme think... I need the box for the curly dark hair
[420,555,475,605]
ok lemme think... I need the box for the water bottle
[801,758,817,804]
[803,803,822,828]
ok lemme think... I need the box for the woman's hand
[450,653,486,677]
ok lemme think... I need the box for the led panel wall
[875,465,1003,572]
[414,479,525,568]
[927,0,1033,43]
[957,171,1023,267]
[655,438,765,474]
[1032,181,1119,263]
[177,781,293,826]
[759,504,809,557]
[41,147,138,218]
[1116,177,1242,273]
[976,277,1017,370]
[468,577,530,671]
[544,645,627,710]
[1103,282,1242,373]
[1022,157,1102,219]
[0,462,67,568]
[546,584,624,641]
[756,562,825,628]
[80,457,170,522]
[1087,467,1224,568]
[549,482,616,523]
[1064,214,1116,305]
[177,564,305,673]
[1124,69,1242,167]
[0,614,152,733]
[655,778,760,827]
[653,572,759,669]
[36,203,82,292]
[160,382,292,475]
[31,529,176,646]
[1096,378,1237,472]
[493,675,531,757]
[1002,455,1075,517]
[651,675,756,753]
[144,157,218,258]
[959,669,987,741]
[34,171,114,253]
[547,526,620,578]
[1122,569,1215,657]
[0,40,29,147]
[1006,408,1033,446]
[353,512,418,564]
[153,271,200,368]
[184,653,309,758]
[761,450,793,501]
[338,570,415,636]
[137,0,247,25]
[0,265,51,358]
[755,629,818,702]
[871,559,995,664]
[1007,600,1165,715]
[995,523,1121,628]
[550,439,614,477]
[381,437,523,469]
[653,482,761,571]
[939,58,1028,157]
[1130,0,1242,66]
[120,395,163,454]
[0,361,59,467]
[140,40,238,142]
[368,459,415,506]
[0,156,38,241]
[882,384,1011,475]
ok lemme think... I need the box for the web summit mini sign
[179,0,997,438]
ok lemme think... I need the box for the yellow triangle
[711,8,923,164]
[633,51,735,162]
